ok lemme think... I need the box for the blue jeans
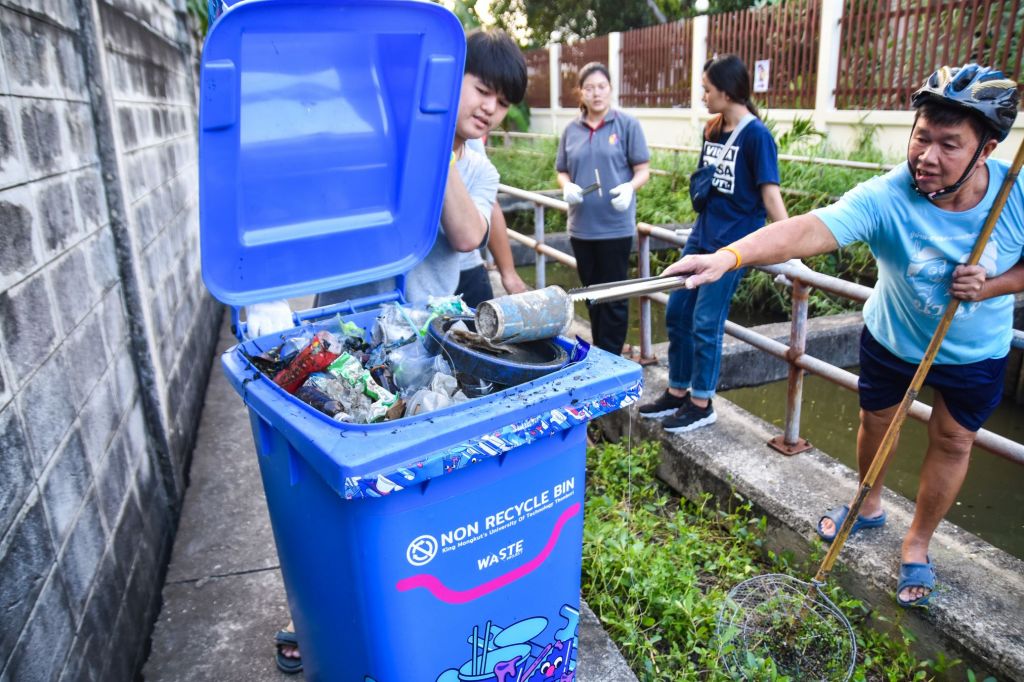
[665,242,744,400]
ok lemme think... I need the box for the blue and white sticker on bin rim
[343,380,643,500]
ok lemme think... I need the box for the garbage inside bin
[243,298,575,423]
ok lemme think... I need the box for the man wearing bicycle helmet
[660,64,1023,608]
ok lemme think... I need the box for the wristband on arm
[717,246,742,271]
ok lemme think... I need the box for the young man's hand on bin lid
[244,300,294,338]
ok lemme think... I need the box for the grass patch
[581,438,967,681]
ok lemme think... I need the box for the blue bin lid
[198,0,466,306]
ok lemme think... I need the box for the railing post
[534,204,546,289]
[769,276,813,455]
[548,43,561,134]
[637,230,656,364]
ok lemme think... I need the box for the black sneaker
[638,389,690,419]
[662,399,716,433]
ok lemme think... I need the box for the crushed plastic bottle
[273,331,343,393]
[295,384,345,417]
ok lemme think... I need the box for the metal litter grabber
[716,138,1024,681]
[581,167,603,197]
[475,275,688,344]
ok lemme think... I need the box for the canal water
[724,375,1024,560]
[518,260,1024,560]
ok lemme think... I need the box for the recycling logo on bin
[406,534,440,566]
[396,477,581,607]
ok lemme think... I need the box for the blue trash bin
[200,2,643,680]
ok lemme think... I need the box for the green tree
[488,0,756,47]
[448,0,483,29]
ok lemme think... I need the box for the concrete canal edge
[594,320,1024,680]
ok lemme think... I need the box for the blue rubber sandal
[816,504,887,543]
[275,629,302,675]
[897,558,935,608]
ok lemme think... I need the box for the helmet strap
[909,132,990,201]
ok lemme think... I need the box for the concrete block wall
[0,0,220,679]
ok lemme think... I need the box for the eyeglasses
[582,82,610,94]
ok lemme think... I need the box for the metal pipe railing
[489,130,897,172]
[502,222,578,269]
[493,151,846,204]
[533,204,546,289]
[496,183,1024,467]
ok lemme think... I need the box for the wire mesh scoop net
[714,138,1024,681]
[716,573,855,680]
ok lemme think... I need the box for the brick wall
[0,0,219,678]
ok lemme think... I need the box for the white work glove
[562,182,584,205]
[243,299,294,338]
[609,182,634,212]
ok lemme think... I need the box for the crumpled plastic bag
[372,304,429,346]
[389,341,454,392]
[429,371,459,397]
[405,388,452,416]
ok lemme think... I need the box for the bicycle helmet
[912,64,1019,142]
[908,64,1019,199]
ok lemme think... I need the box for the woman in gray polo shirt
[556,62,651,355]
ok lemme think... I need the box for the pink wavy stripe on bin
[395,502,582,604]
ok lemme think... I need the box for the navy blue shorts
[858,327,1007,432]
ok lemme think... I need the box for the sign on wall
[753,59,770,93]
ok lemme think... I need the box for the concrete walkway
[142,312,637,681]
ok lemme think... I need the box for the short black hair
[914,99,990,143]
[465,30,527,105]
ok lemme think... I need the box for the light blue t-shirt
[813,159,1024,364]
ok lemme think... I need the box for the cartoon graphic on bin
[433,608,579,681]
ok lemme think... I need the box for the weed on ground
[581,438,965,681]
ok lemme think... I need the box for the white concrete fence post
[548,42,561,131]
[609,32,622,109]
[814,0,844,133]
[690,14,709,130]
